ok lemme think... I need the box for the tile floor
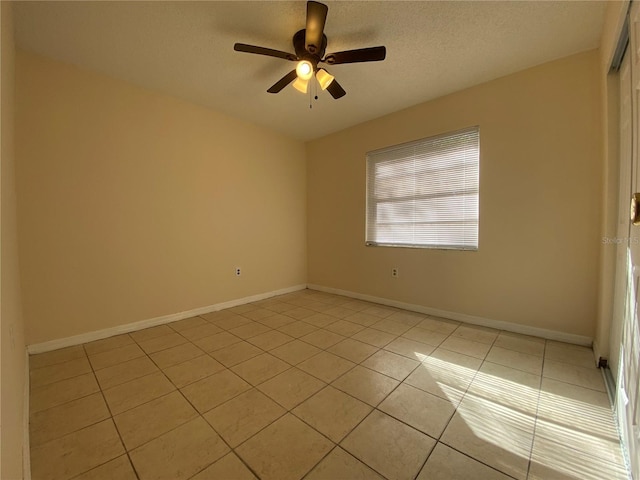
[28,289,630,480]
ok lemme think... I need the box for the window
[365,126,479,250]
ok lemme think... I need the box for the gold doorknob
[631,193,640,225]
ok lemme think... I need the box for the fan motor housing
[293,29,327,67]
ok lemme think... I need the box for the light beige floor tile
[387,311,425,326]
[254,313,296,329]
[204,388,286,447]
[73,455,137,480]
[168,316,209,332]
[486,346,543,375]
[362,305,397,318]
[298,351,356,383]
[440,395,535,480]
[30,393,110,447]
[440,336,491,359]
[284,307,316,320]
[210,341,263,367]
[83,334,135,356]
[303,312,339,328]
[229,321,273,339]
[191,452,257,480]
[371,319,412,336]
[451,325,499,345]
[30,419,124,480]
[332,365,399,407]
[180,369,251,413]
[325,319,366,336]
[342,300,374,312]
[361,350,420,381]
[542,360,605,392]
[236,414,334,480]
[163,354,225,388]
[300,329,345,349]
[468,361,540,415]
[129,325,174,343]
[293,386,372,442]
[243,308,277,321]
[262,302,300,314]
[129,417,229,480]
[545,341,595,368]
[137,332,188,355]
[383,337,435,361]
[246,329,294,350]
[30,356,93,388]
[534,418,625,465]
[404,348,482,405]
[193,331,242,352]
[306,447,385,480]
[401,327,449,346]
[113,391,198,450]
[231,353,290,386]
[379,384,455,438]
[30,373,99,414]
[417,443,512,480]
[324,305,360,319]
[208,314,253,330]
[415,317,460,335]
[230,304,259,314]
[257,367,326,410]
[271,339,322,365]
[277,320,319,338]
[351,328,396,347]
[30,345,86,370]
[88,343,145,370]
[328,338,378,363]
[537,378,617,436]
[149,342,204,369]
[493,333,544,356]
[102,371,176,415]
[529,433,629,480]
[345,312,380,327]
[341,410,435,480]
[178,322,223,341]
[94,356,159,390]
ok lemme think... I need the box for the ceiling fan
[233,1,386,99]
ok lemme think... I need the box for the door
[618,3,640,478]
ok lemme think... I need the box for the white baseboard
[27,284,307,354]
[307,283,593,346]
[23,349,31,480]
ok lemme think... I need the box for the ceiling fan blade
[305,1,328,55]
[267,70,298,93]
[234,43,297,61]
[323,46,386,65]
[326,78,346,99]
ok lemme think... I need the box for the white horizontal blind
[366,127,479,250]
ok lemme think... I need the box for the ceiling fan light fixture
[292,76,309,93]
[316,68,334,90]
[295,60,314,80]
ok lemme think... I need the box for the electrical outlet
[391,267,399,278]
[235,267,242,276]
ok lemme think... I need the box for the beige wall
[16,51,307,345]
[307,50,602,338]
[1,2,27,478]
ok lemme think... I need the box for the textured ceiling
[14,1,607,141]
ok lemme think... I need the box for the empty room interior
[2,1,640,479]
